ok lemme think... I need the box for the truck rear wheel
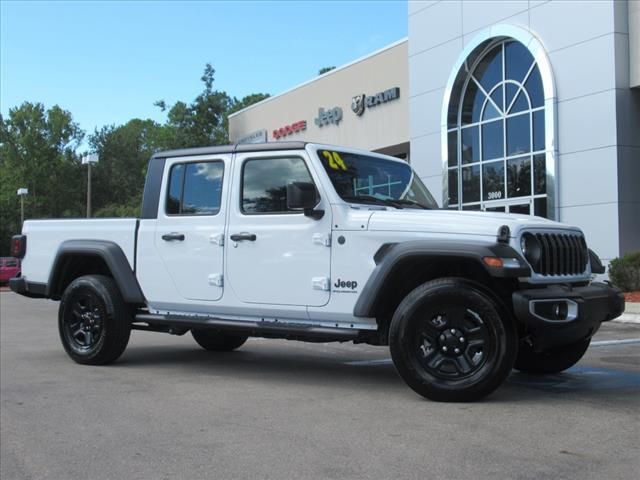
[191,329,248,352]
[514,338,590,374]
[389,278,517,402]
[58,275,131,365]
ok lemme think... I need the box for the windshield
[317,149,438,209]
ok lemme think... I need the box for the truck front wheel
[389,278,517,402]
[191,329,248,352]
[514,338,590,374]
[58,275,131,365]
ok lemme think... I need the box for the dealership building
[228,0,640,265]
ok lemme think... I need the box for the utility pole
[82,154,99,218]
[17,188,28,226]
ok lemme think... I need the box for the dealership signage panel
[237,129,267,144]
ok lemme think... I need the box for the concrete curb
[612,302,640,325]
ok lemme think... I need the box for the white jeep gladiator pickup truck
[10,142,624,401]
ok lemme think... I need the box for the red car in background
[0,257,21,285]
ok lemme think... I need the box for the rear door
[154,155,228,302]
[226,151,332,307]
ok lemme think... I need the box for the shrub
[608,251,640,292]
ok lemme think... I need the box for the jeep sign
[314,107,343,127]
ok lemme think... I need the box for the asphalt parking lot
[1,291,639,480]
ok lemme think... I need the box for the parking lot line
[345,338,640,366]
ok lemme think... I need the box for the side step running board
[134,312,363,342]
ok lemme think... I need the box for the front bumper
[512,282,625,350]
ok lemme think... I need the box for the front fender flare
[353,240,529,318]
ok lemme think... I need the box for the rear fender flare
[48,240,145,304]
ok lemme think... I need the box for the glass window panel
[448,130,458,167]
[462,204,481,211]
[525,65,544,108]
[482,161,505,201]
[447,168,458,205]
[485,206,506,212]
[534,153,546,194]
[461,126,480,164]
[166,163,184,215]
[474,44,503,92]
[490,85,503,113]
[461,164,480,203]
[461,80,485,125]
[505,41,534,82]
[242,157,313,213]
[509,203,530,215]
[506,114,530,156]
[533,110,545,151]
[505,83,519,110]
[507,156,532,198]
[482,101,500,121]
[182,162,224,215]
[509,89,529,113]
[481,120,504,160]
[534,197,548,218]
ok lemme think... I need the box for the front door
[154,155,228,302]
[226,152,332,307]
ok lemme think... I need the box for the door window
[166,161,224,215]
[241,157,315,214]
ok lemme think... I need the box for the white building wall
[408,0,637,263]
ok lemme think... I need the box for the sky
[1,0,407,135]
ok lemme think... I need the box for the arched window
[444,36,553,218]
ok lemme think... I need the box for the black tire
[514,338,590,374]
[58,275,131,365]
[191,329,248,352]
[389,277,517,402]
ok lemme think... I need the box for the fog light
[552,302,568,320]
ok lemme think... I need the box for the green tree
[318,66,336,75]
[156,63,233,148]
[88,118,167,218]
[0,102,85,255]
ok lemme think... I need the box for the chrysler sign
[352,87,400,116]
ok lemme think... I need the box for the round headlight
[520,233,541,265]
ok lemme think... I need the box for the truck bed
[21,218,138,284]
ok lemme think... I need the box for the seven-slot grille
[532,233,588,276]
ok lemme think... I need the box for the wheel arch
[354,241,525,324]
[48,240,145,304]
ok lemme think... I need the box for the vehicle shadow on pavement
[115,343,640,402]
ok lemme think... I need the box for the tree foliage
[318,66,336,75]
[1,102,85,254]
[0,64,269,255]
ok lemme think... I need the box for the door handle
[162,233,185,241]
[230,233,257,242]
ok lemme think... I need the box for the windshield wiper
[390,198,432,210]
[341,195,404,209]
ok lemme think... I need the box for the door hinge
[210,233,224,246]
[313,233,331,247]
[208,274,223,287]
[312,277,330,291]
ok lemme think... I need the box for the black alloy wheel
[62,292,105,353]
[413,304,493,380]
[390,277,517,402]
[58,275,131,365]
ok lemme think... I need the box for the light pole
[17,188,28,227]
[82,154,99,218]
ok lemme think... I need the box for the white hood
[367,209,581,238]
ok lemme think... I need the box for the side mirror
[286,182,324,220]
